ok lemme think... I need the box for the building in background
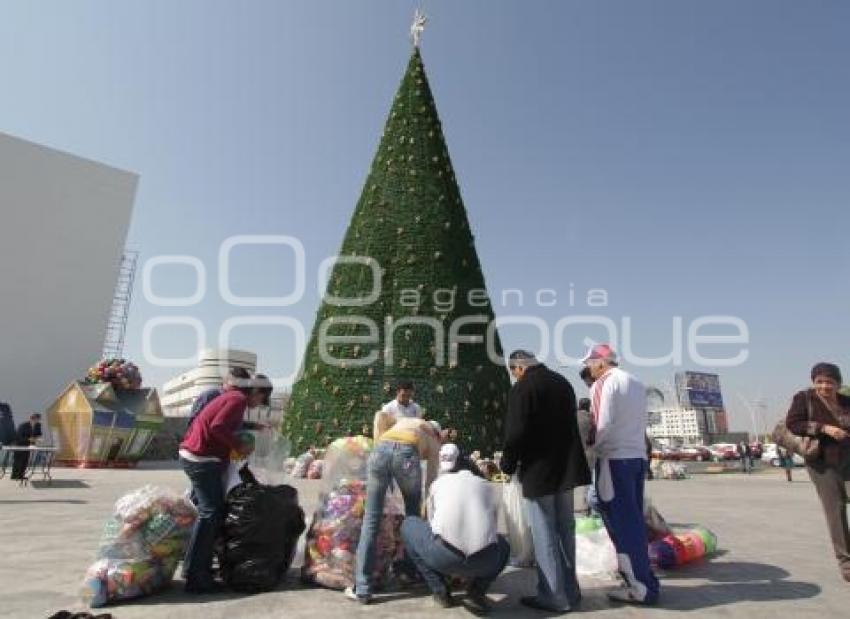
[647,372,732,445]
[0,132,137,418]
[160,348,288,425]
[647,408,702,442]
[160,349,257,418]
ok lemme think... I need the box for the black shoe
[465,589,492,615]
[185,579,225,594]
[432,589,453,608]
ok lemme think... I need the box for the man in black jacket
[500,350,590,612]
[11,413,42,480]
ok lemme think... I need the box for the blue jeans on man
[400,516,510,597]
[354,441,422,596]
[181,458,226,588]
[523,491,580,611]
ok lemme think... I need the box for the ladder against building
[101,250,139,360]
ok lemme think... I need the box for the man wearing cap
[500,350,591,612]
[400,445,509,613]
[583,344,660,605]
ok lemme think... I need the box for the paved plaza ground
[0,463,843,618]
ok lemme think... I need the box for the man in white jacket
[400,464,509,614]
[583,344,660,605]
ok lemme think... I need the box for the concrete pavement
[0,463,840,618]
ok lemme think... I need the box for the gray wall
[0,132,137,417]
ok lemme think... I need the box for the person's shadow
[485,560,820,615]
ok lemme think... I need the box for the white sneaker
[607,587,647,605]
[344,586,372,604]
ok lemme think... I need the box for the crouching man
[400,453,509,614]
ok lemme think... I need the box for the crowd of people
[12,344,833,612]
[175,343,669,613]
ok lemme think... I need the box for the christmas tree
[282,39,511,455]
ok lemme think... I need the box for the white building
[0,132,137,416]
[160,349,257,418]
[160,349,288,426]
[648,408,702,441]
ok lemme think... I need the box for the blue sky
[1,0,848,433]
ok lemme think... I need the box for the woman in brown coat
[786,362,850,582]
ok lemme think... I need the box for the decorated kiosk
[47,359,164,467]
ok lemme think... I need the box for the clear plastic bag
[501,477,534,567]
[80,485,197,607]
[321,436,372,491]
[301,436,405,590]
[576,526,618,579]
[248,429,292,486]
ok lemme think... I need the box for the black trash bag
[221,466,306,593]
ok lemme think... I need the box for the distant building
[159,349,287,426]
[648,408,701,441]
[648,407,729,444]
[160,349,257,418]
[665,371,730,443]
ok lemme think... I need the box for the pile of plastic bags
[575,507,715,578]
[301,436,405,590]
[221,466,306,592]
[649,526,717,569]
[80,486,197,607]
[659,461,689,480]
[290,451,324,479]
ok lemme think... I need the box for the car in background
[749,442,764,459]
[709,443,740,461]
[678,446,712,462]
[761,443,805,467]
[651,447,680,461]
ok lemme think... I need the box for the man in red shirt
[179,377,265,593]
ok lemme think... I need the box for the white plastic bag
[576,527,618,579]
[502,477,534,566]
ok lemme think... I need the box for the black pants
[808,462,850,578]
[11,450,30,480]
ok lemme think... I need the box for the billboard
[676,371,724,409]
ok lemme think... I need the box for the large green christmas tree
[282,44,511,455]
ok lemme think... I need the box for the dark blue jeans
[401,516,509,595]
[354,441,422,595]
[181,457,225,586]
[597,458,660,603]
